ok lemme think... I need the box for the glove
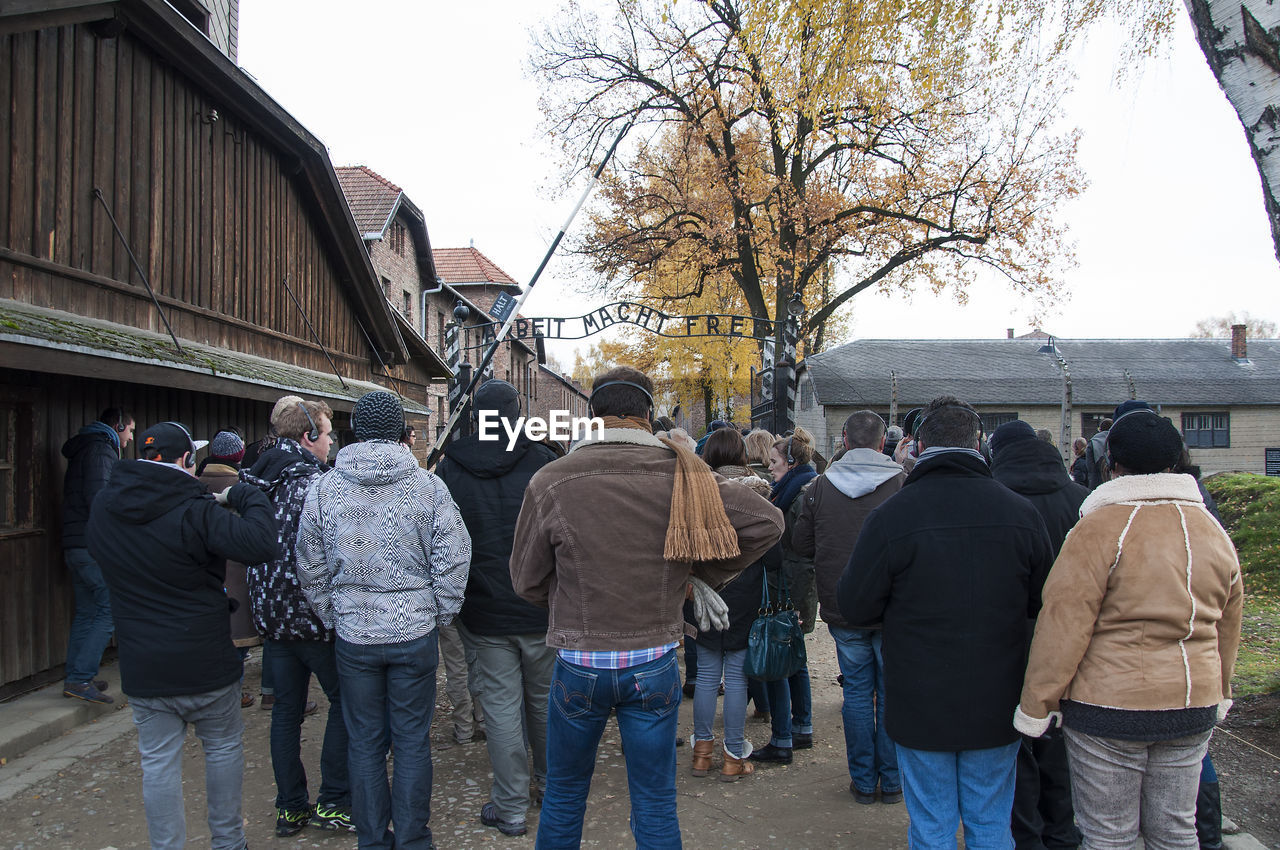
[688,576,730,633]
[1217,698,1233,722]
[214,486,232,506]
[1013,704,1062,737]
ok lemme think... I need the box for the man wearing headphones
[60,406,134,704]
[838,396,1054,849]
[240,397,354,835]
[86,421,278,850]
[510,366,784,848]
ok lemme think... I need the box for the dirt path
[1211,692,1280,849]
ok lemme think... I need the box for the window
[381,276,392,298]
[980,412,1017,435]
[1182,412,1230,448]
[799,378,814,410]
[1081,413,1109,440]
[391,222,407,256]
[402,290,412,319]
[0,403,35,532]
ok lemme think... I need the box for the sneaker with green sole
[275,806,312,837]
[312,804,354,831]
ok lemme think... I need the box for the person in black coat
[434,380,559,837]
[838,396,1054,850]
[989,420,1088,850]
[87,421,278,850]
[60,406,134,703]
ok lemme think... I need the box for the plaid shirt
[558,642,679,670]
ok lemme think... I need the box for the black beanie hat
[1107,409,1182,474]
[1112,399,1153,421]
[988,419,1037,458]
[473,379,521,422]
[353,391,404,442]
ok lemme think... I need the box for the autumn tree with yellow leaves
[534,0,1085,362]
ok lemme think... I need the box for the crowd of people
[57,369,1241,850]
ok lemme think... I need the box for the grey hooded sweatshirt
[793,448,906,629]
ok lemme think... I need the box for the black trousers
[1013,728,1082,850]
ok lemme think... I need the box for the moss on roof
[0,300,431,415]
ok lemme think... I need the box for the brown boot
[720,742,755,782]
[691,736,715,777]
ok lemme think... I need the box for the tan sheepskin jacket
[1015,473,1243,734]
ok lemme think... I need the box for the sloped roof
[433,247,520,287]
[336,165,402,238]
[0,299,433,414]
[801,338,1280,408]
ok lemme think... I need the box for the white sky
[238,2,1279,362]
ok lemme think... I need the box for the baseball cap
[139,421,208,463]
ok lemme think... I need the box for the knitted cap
[987,420,1037,458]
[473,379,520,422]
[1107,409,1182,474]
[352,391,404,442]
[1112,399,1153,422]
[209,430,246,462]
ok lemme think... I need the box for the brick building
[334,170,585,442]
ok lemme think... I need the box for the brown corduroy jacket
[1018,473,1243,723]
[510,428,785,652]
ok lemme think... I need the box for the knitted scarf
[770,463,816,512]
[600,416,741,562]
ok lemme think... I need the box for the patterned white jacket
[297,440,471,645]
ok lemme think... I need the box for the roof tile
[433,246,519,286]
[335,165,402,237]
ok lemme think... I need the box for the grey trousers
[438,620,483,740]
[130,682,245,850]
[1064,727,1211,850]
[458,624,554,824]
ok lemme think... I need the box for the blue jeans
[130,682,245,850]
[64,548,114,684]
[896,740,1020,849]
[829,626,898,794]
[336,631,439,850]
[536,650,683,849]
[764,665,811,747]
[693,644,749,757]
[264,639,349,811]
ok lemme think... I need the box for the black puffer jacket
[87,461,278,697]
[991,437,1089,557]
[838,451,1054,751]
[60,424,121,547]
[435,433,558,636]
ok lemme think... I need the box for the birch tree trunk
[1184,0,1280,263]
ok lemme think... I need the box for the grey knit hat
[209,429,245,462]
[352,391,404,442]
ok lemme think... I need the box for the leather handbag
[743,566,807,682]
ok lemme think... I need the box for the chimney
[1231,323,1248,361]
[1007,328,1015,339]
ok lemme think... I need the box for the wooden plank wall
[0,367,277,695]
[1,23,391,381]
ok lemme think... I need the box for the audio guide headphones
[587,380,655,421]
[158,421,199,469]
[298,400,320,443]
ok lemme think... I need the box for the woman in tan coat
[1015,411,1242,849]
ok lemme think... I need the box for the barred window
[1182,412,1230,448]
[980,412,1018,435]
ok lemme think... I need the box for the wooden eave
[0,0,409,366]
